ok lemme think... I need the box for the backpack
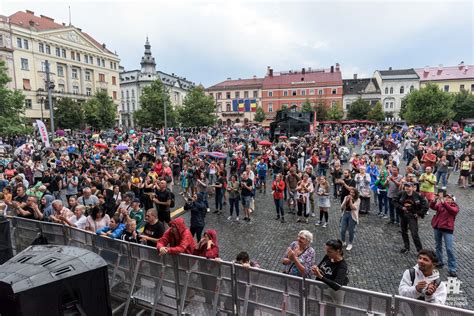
[167,189,175,208]
[409,268,441,301]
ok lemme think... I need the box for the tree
[55,98,84,130]
[281,104,288,110]
[452,89,474,122]
[347,97,370,119]
[134,80,176,128]
[0,60,31,136]
[403,83,454,125]
[83,91,117,129]
[301,98,313,112]
[178,86,217,127]
[327,103,344,120]
[399,97,408,120]
[314,102,328,121]
[254,106,265,122]
[367,101,385,122]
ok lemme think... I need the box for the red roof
[415,65,474,82]
[9,10,115,55]
[263,69,342,89]
[207,78,264,90]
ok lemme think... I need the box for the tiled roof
[262,70,342,89]
[415,65,474,81]
[207,78,264,91]
[9,10,115,55]
[343,78,380,95]
[378,68,419,79]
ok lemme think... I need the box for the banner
[35,120,50,148]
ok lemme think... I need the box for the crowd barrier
[6,217,474,316]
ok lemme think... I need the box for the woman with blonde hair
[315,176,331,227]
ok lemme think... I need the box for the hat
[403,182,414,187]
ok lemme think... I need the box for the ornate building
[119,38,195,127]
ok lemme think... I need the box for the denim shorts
[242,196,252,208]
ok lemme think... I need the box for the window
[61,49,66,58]
[0,35,3,47]
[268,103,273,112]
[45,44,50,54]
[292,90,297,96]
[253,90,258,98]
[55,47,60,57]
[85,71,91,81]
[39,43,44,53]
[23,39,29,49]
[85,55,89,63]
[460,84,465,91]
[235,91,240,98]
[58,83,65,92]
[90,56,93,64]
[268,91,273,97]
[217,92,222,99]
[24,99,32,109]
[331,100,337,107]
[226,92,231,99]
[22,79,31,90]
[471,84,474,92]
[121,90,124,98]
[99,73,105,82]
[17,38,22,48]
[112,76,116,85]
[385,87,388,94]
[97,58,100,66]
[301,90,306,96]
[72,68,78,79]
[101,59,105,67]
[410,85,414,92]
[400,86,404,94]
[444,85,449,92]
[113,91,117,99]
[71,51,75,60]
[209,93,214,98]
[77,53,80,62]
[389,87,393,94]
[226,103,231,112]
[318,89,323,95]
[131,90,135,97]
[40,61,46,72]
[132,102,135,111]
[332,88,337,95]
[244,91,249,98]
[57,65,64,77]
[73,85,79,94]
[21,58,29,70]
[310,89,315,95]
[283,90,288,96]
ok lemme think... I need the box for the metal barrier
[6,217,474,316]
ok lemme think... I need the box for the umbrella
[115,145,129,151]
[137,152,156,162]
[209,152,227,159]
[279,136,288,140]
[168,136,175,143]
[259,140,272,146]
[290,136,298,140]
[372,149,389,156]
[56,130,65,137]
[383,140,397,152]
[198,151,211,157]
[94,143,108,149]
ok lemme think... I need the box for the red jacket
[430,201,459,232]
[193,229,219,259]
[272,180,285,200]
[157,218,195,255]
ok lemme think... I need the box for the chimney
[40,15,54,22]
[353,74,357,80]
[459,61,465,70]
[102,43,106,49]
[423,66,430,73]
[62,22,66,26]
[389,67,392,71]
[335,63,340,71]
[437,64,443,73]
[227,77,231,80]
[253,75,257,79]
[330,66,334,73]
[269,68,273,77]
[308,67,312,72]
[302,68,305,75]
[26,10,34,15]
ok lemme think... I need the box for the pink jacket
[430,201,459,232]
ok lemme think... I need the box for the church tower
[140,37,156,74]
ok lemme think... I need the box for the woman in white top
[62,205,88,230]
[85,205,110,233]
[340,187,361,251]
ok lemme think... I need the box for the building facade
[7,10,121,124]
[373,68,419,118]
[119,38,194,127]
[0,15,15,90]
[415,63,474,94]
[343,74,381,116]
[205,77,263,125]
[261,65,343,119]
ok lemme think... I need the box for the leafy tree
[83,91,117,129]
[452,89,474,121]
[399,97,408,120]
[178,86,217,127]
[367,101,385,121]
[314,102,328,121]
[0,60,31,136]
[347,97,370,119]
[403,83,454,125]
[55,98,84,130]
[281,104,288,110]
[301,98,313,112]
[134,80,176,128]
[254,106,265,122]
[327,103,344,120]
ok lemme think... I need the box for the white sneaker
[236,217,239,221]
[207,208,210,213]
[346,244,353,251]
[322,222,328,228]
[311,213,316,217]
[315,221,321,226]
[383,215,389,219]
[227,216,232,220]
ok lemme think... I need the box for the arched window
[385,87,388,94]
[410,85,414,92]
[400,86,404,94]
[390,87,393,94]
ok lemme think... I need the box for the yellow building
[6,10,121,124]
[416,63,474,93]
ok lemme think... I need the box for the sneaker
[296,218,301,223]
[213,210,219,214]
[275,216,280,220]
[305,219,309,223]
[322,222,328,228]
[400,248,409,254]
[383,215,389,219]
[281,218,285,223]
[236,217,239,221]
[315,221,321,226]
[346,244,353,251]
[377,212,383,217]
[207,208,210,213]
[448,271,457,278]
[227,216,232,220]
[311,213,316,217]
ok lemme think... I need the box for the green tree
[347,97,370,119]
[134,80,176,128]
[0,60,31,136]
[301,98,313,112]
[254,106,266,122]
[367,101,385,121]
[399,97,408,120]
[83,91,117,129]
[178,86,217,127]
[452,89,474,121]
[314,101,328,121]
[327,103,344,120]
[281,104,288,110]
[55,98,84,130]
[403,83,454,125]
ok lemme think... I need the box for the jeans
[215,190,223,211]
[388,197,399,223]
[340,211,357,243]
[274,198,284,217]
[436,171,447,187]
[229,197,240,217]
[400,214,423,251]
[377,190,389,215]
[434,228,456,272]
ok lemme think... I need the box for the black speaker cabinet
[0,245,112,316]
[0,219,13,264]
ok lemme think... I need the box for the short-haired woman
[282,230,315,278]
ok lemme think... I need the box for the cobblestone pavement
[176,169,474,310]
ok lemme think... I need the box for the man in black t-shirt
[153,180,171,223]
[336,169,356,203]
[140,208,166,247]
[240,172,253,221]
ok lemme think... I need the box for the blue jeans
[229,197,240,217]
[434,228,456,273]
[274,198,284,217]
[377,190,389,215]
[340,211,357,243]
[436,171,447,187]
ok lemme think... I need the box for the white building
[373,68,420,118]
[343,74,381,116]
[119,38,194,127]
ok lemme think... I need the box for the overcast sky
[3,0,473,86]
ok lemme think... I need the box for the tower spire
[140,37,156,74]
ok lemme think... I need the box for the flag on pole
[238,100,245,112]
[35,120,50,148]
[250,100,257,112]
[232,100,238,112]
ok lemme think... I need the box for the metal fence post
[231,263,238,316]
[172,255,182,315]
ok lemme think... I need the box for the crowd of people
[0,122,472,307]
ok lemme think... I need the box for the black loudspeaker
[0,219,13,264]
[0,245,112,316]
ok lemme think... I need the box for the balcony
[36,89,89,100]
[0,44,13,52]
[220,111,244,117]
